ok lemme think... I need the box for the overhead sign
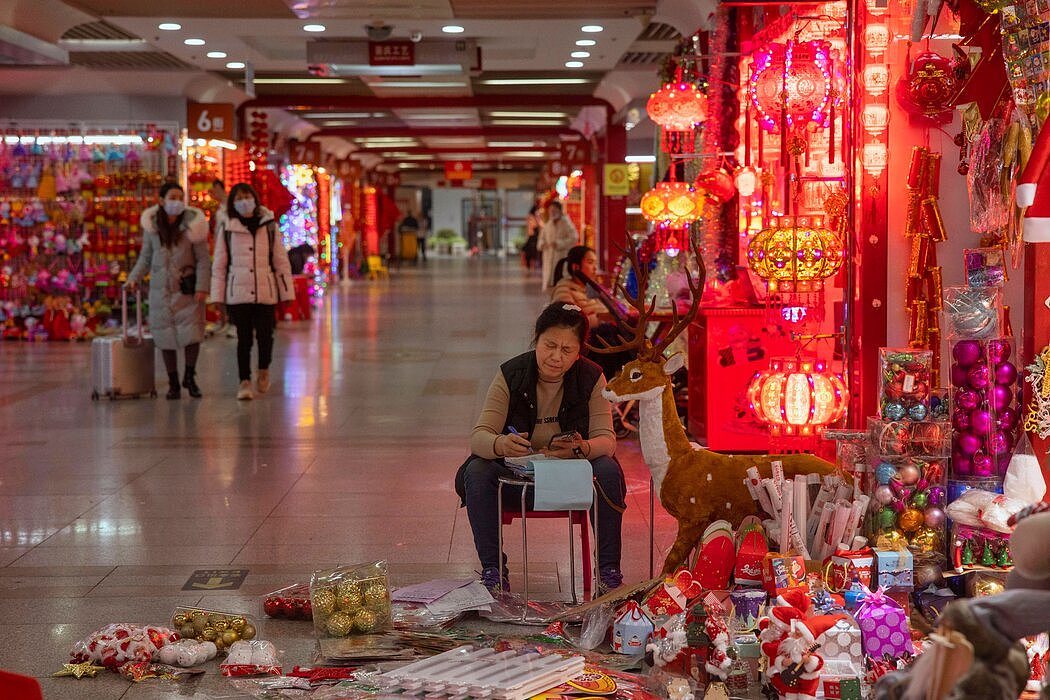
[372,171,401,187]
[187,102,234,141]
[445,160,472,181]
[334,158,361,181]
[289,140,321,165]
[604,164,630,196]
[560,140,589,166]
[369,40,415,66]
[546,160,568,178]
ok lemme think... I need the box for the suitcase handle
[121,286,144,347]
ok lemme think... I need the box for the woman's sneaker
[598,567,623,595]
[237,380,254,400]
[256,369,270,393]
[479,567,510,594]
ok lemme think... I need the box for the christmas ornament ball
[363,583,388,607]
[899,508,924,532]
[230,617,247,632]
[924,506,946,528]
[353,608,382,633]
[898,463,921,485]
[952,340,983,367]
[876,529,907,549]
[212,619,228,633]
[875,484,895,505]
[971,576,1006,597]
[336,580,363,601]
[172,613,188,628]
[914,559,944,587]
[222,630,239,646]
[191,611,208,633]
[907,403,928,421]
[180,623,196,639]
[313,588,336,616]
[201,627,218,642]
[910,525,943,552]
[240,623,256,641]
[883,402,906,421]
[911,491,929,509]
[325,611,355,637]
[878,507,898,530]
[336,593,362,612]
[875,462,898,485]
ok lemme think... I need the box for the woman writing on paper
[454,303,626,594]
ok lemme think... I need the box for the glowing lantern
[640,181,705,226]
[748,356,849,436]
[747,215,844,293]
[748,40,834,134]
[693,169,736,204]
[646,81,708,154]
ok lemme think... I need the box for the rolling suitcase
[90,288,156,400]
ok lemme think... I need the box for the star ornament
[53,661,105,678]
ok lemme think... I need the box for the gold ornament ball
[191,611,208,633]
[230,617,246,632]
[313,588,336,616]
[240,623,256,641]
[201,627,218,642]
[222,630,239,646]
[180,623,196,639]
[337,580,363,598]
[172,613,188,628]
[212,619,228,633]
[325,611,355,637]
[337,593,363,611]
[910,526,943,553]
[899,508,924,533]
[876,529,907,549]
[353,608,382,633]
[363,583,388,608]
[213,637,225,652]
[972,576,1006,597]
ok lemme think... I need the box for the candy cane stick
[780,479,794,555]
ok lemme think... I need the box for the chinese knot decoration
[746,215,844,294]
[647,80,708,154]
[895,51,959,126]
[904,146,946,385]
[748,356,849,437]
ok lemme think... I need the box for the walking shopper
[126,182,211,399]
[537,201,579,289]
[211,183,295,400]
[522,204,540,270]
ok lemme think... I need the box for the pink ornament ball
[953,454,973,476]
[955,389,980,411]
[997,406,1018,430]
[898,463,921,485]
[957,432,982,456]
[988,338,1012,364]
[952,410,972,432]
[967,365,991,391]
[995,362,1017,386]
[970,410,993,437]
[989,430,1012,456]
[952,340,984,368]
[991,385,1013,412]
[972,452,994,477]
[875,484,895,505]
[924,507,946,528]
[950,363,968,387]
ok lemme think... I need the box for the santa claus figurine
[1017,124,1050,242]
[766,620,823,700]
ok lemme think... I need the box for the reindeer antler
[651,236,705,357]
[586,235,656,356]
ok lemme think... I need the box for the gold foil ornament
[325,611,354,637]
[353,608,382,633]
[313,588,336,616]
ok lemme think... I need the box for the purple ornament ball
[995,362,1018,386]
[967,365,991,391]
[950,363,969,387]
[957,432,982,456]
[956,389,980,411]
[991,385,1013,413]
[952,340,984,368]
[988,338,1012,364]
[970,410,994,437]
[973,452,994,477]
[928,486,945,506]
[924,507,946,528]
[997,407,1019,431]
[989,430,1011,456]
[954,454,974,476]
[952,409,972,432]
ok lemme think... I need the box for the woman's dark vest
[454,352,603,503]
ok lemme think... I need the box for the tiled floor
[0,257,679,697]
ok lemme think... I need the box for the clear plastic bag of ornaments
[219,639,282,677]
[68,622,180,669]
[865,455,948,553]
[967,117,1011,236]
[168,606,257,654]
[310,560,392,637]
[943,286,1002,340]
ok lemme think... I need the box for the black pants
[227,303,275,381]
[417,237,427,261]
[461,455,626,571]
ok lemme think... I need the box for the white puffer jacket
[210,206,295,305]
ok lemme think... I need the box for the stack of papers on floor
[391,579,495,628]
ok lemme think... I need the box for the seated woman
[455,303,626,594]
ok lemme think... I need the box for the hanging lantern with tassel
[646,80,708,154]
[748,356,849,437]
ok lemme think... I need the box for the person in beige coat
[211,183,295,400]
[537,201,579,288]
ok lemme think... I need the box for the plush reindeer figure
[591,239,837,574]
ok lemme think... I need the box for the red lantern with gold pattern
[895,51,957,126]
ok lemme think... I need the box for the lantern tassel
[828,100,836,165]
[745,102,752,167]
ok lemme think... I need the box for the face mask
[163,199,185,217]
[234,199,256,217]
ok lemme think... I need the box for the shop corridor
[0,258,670,696]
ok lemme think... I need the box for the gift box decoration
[729,588,767,631]
[827,548,874,592]
[823,676,863,700]
[644,569,703,618]
[734,527,769,586]
[612,602,654,655]
[875,549,914,590]
[693,520,735,591]
[855,587,914,659]
[815,617,864,670]
[761,553,806,596]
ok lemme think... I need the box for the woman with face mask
[210,183,295,400]
[126,182,211,399]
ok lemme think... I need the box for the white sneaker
[237,380,254,400]
[256,369,270,394]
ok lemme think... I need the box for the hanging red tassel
[745,102,752,167]
[828,100,836,165]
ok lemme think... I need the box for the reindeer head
[590,235,704,401]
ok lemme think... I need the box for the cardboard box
[875,549,914,591]
[761,553,806,596]
[823,676,863,700]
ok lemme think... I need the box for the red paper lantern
[748,356,849,437]
[748,40,834,134]
[646,81,708,154]
[694,169,736,204]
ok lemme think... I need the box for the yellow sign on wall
[604,164,629,196]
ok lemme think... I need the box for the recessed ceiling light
[625,154,656,163]
[490,119,567,126]
[576,39,596,46]
[303,24,326,32]
[565,61,584,68]
[226,61,246,69]
[442,25,465,34]
[158,22,181,31]
[581,25,604,33]
[206,51,227,58]
[481,78,590,85]
[570,51,590,58]
[184,38,205,46]
[370,81,467,88]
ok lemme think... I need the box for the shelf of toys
[182,137,231,225]
[0,122,179,340]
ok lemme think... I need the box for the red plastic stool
[500,508,592,600]
[0,670,43,699]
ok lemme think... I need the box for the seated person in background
[551,245,633,379]
[455,303,626,594]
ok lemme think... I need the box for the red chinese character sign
[369,41,414,66]
[445,161,472,181]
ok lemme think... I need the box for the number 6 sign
[187,102,234,140]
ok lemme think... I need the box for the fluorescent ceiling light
[487,141,543,147]
[370,81,467,88]
[320,120,358,126]
[626,206,642,215]
[303,24,326,32]
[425,138,484,145]
[576,39,596,46]
[565,61,584,68]
[253,78,346,84]
[442,25,465,33]
[489,111,567,118]
[304,112,376,119]
[357,137,419,144]
[490,119,565,126]
[501,151,548,157]
[400,113,477,120]
[226,61,245,69]
[481,78,590,85]
[581,25,604,32]
[158,22,181,31]
[625,154,656,163]
[206,51,227,58]
[570,51,590,58]
[184,38,205,46]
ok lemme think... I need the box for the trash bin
[399,231,418,260]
